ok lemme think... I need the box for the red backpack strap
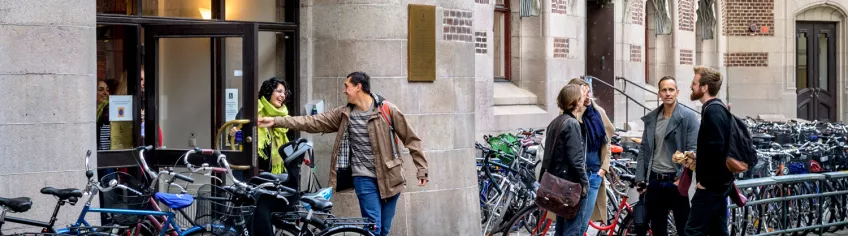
[379,101,400,158]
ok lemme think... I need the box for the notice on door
[226,89,239,121]
[109,95,133,121]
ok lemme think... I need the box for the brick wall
[631,0,644,25]
[678,0,694,31]
[552,0,568,14]
[724,52,769,67]
[443,9,473,42]
[680,49,693,65]
[554,38,569,58]
[475,32,488,54]
[722,0,775,36]
[630,45,642,62]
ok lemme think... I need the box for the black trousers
[684,185,732,236]
[635,179,690,236]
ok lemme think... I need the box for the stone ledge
[493,82,538,106]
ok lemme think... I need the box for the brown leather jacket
[272,96,429,199]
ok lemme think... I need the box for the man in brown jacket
[258,72,429,236]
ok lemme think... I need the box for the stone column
[673,0,698,109]
[475,0,495,139]
[307,0,480,235]
[546,0,587,115]
[614,0,648,126]
[0,0,97,232]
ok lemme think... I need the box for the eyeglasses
[274,89,291,96]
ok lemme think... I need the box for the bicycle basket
[99,171,152,226]
[193,184,256,236]
[487,133,518,163]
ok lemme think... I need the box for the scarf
[96,101,108,123]
[257,97,290,174]
[582,103,607,152]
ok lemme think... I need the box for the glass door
[143,23,259,175]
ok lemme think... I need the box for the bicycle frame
[56,201,204,236]
[586,194,651,236]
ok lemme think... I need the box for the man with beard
[684,66,733,236]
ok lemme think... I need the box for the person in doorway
[257,71,429,236]
[567,78,615,232]
[540,84,589,236]
[230,77,292,174]
[685,66,734,236]
[633,76,699,236]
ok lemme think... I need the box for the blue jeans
[353,177,400,236]
[555,172,602,236]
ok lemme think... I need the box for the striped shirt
[349,106,377,178]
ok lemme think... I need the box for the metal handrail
[587,76,652,124]
[615,76,701,115]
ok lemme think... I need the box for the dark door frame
[96,2,301,173]
[797,22,838,122]
[142,23,260,170]
[495,0,511,81]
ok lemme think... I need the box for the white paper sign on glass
[109,95,134,121]
[226,88,239,121]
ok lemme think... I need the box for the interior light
[198,8,212,20]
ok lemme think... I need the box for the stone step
[493,82,538,106]
[493,105,549,132]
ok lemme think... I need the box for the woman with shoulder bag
[537,84,590,236]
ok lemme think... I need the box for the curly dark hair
[258,77,290,101]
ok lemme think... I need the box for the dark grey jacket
[540,112,588,195]
[635,102,700,183]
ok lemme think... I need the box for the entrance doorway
[586,0,615,118]
[796,22,837,122]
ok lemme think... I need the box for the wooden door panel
[586,1,615,118]
[797,22,837,122]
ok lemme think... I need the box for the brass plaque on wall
[408,4,436,82]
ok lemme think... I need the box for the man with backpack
[685,66,735,236]
[258,71,429,236]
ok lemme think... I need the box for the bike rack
[727,172,848,236]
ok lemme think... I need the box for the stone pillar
[0,1,97,232]
[307,0,480,235]
[614,0,648,125]
[475,0,495,139]
[546,0,587,115]
[647,0,676,88]
[673,0,698,109]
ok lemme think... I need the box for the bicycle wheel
[500,205,556,236]
[315,226,372,236]
[616,214,639,236]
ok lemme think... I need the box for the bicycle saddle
[0,197,32,213]
[300,195,333,212]
[40,187,83,200]
[154,192,194,210]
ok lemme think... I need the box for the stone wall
[0,0,98,232]
[304,0,480,235]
